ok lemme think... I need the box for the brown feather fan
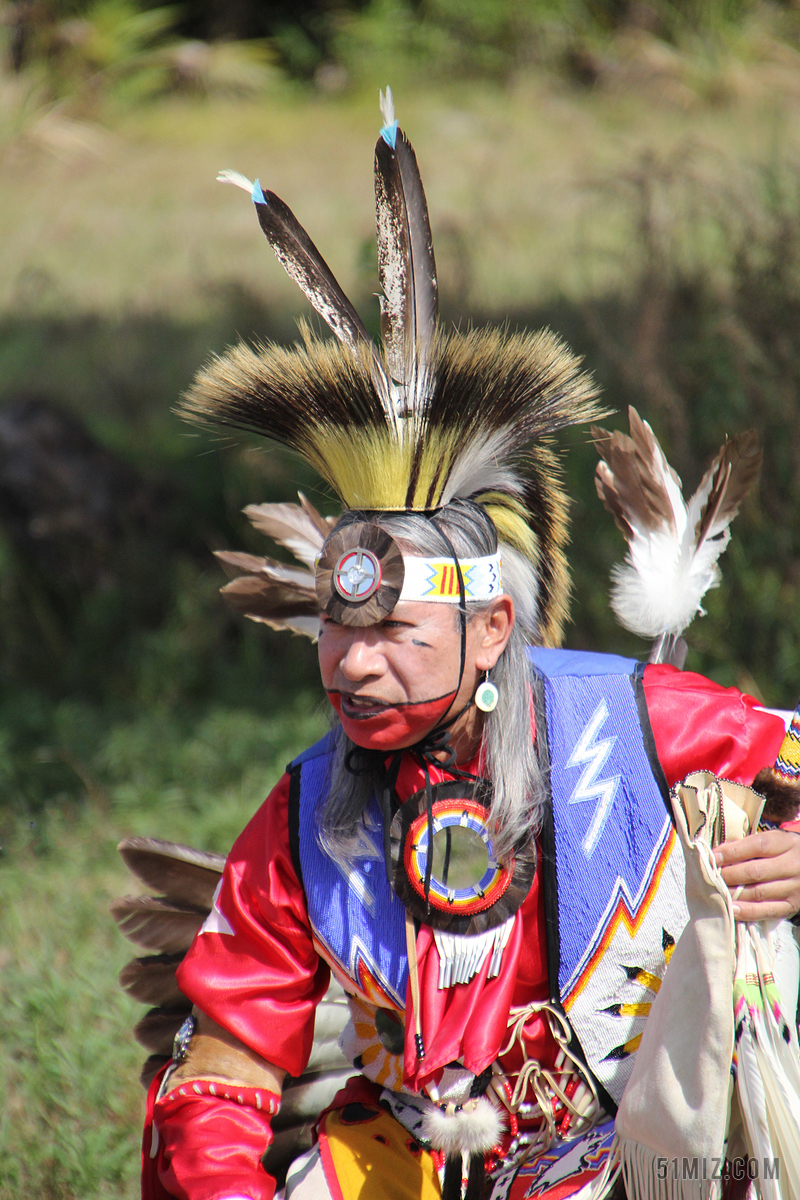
[110,894,208,955]
[111,838,226,1086]
[211,494,332,640]
[118,837,226,909]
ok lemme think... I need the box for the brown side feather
[109,895,208,954]
[694,430,761,546]
[119,953,188,1008]
[214,551,314,591]
[220,575,319,634]
[592,407,677,537]
[298,492,336,539]
[134,1006,192,1056]
[243,500,330,567]
[214,549,271,577]
[118,837,225,909]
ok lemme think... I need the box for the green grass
[4,75,800,325]
[0,699,328,1200]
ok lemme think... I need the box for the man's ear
[475,596,515,671]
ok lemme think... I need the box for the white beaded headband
[315,521,503,626]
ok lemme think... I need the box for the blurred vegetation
[0,701,327,1200]
[4,2,800,1194]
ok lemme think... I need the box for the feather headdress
[181,89,607,645]
[592,407,761,663]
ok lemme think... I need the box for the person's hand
[713,829,800,922]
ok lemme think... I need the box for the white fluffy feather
[609,521,729,639]
[595,410,759,640]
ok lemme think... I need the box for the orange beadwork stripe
[564,826,675,1009]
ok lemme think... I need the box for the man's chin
[325,690,457,752]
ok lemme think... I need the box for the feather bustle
[119,953,188,1008]
[109,895,208,954]
[134,1006,192,1056]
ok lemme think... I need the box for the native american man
[136,96,800,1200]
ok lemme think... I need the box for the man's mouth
[339,693,393,719]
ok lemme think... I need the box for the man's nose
[338,631,384,680]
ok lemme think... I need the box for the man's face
[318,600,487,751]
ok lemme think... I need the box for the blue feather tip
[380,121,398,149]
[251,178,266,205]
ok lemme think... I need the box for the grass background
[5,3,800,1194]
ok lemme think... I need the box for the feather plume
[593,407,761,643]
[109,895,208,954]
[118,837,225,910]
[374,87,438,396]
[218,169,378,363]
[421,1096,504,1156]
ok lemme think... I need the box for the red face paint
[326,691,457,750]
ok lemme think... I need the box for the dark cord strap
[344,523,480,895]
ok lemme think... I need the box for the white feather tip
[217,169,254,194]
[379,87,395,129]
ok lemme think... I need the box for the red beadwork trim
[162,1080,281,1115]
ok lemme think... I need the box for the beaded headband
[314,520,503,627]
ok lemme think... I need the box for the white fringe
[434,918,514,989]
[615,1136,721,1200]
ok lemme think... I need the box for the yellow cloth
[317,1102,441,1199]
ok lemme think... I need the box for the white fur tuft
[420,1096,504,1156]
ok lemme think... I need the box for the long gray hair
[318,499,546,865]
